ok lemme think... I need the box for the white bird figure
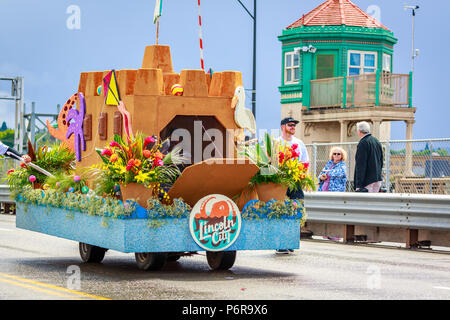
[231,86,256,134]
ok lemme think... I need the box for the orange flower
[134,159,142,167]
[143,150,151,158]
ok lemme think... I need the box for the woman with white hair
[318,146,348,192]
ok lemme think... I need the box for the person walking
[318,146,347,192]
[354,121,383,193]
[276,117,309,254]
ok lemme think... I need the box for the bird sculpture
[231,86,256,134]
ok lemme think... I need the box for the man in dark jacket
[354,121,383,192]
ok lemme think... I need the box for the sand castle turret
[62,45,247,169]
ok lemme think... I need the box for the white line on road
[433,286,450,291]
[0,228,12,232]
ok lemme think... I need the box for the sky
[0,0,449,140]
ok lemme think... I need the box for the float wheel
[79,242,107,263]
[206,251,236,270]
[135,252,168,271]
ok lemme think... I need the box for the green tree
[0,122,7,132]
[0,129,15,148]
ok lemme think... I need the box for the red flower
[101,148,112,157]
[126,159,135,171]
[291,143,298,150]
[6,169,14,175]
[154,159,164,167]
[303,162,310,170]
[278,152,285,164]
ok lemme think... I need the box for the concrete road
[1,214,450,300]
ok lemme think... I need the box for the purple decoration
[66,92,86,162]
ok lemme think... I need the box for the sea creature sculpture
[66,92,86,162]
[231,86,256,134]
[46,93,77,151]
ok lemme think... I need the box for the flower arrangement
[4,142,76,194]
[243,133,316,192]
[94,133,183,200]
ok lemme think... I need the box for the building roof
[286,0,390,31]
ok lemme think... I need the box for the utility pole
[236,0,257,119]
[404,5,419,73]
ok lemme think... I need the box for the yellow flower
[135,171,150,184]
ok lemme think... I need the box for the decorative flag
[153,0,162,24]
[103,70,121,106]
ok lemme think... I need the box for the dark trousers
[287,186,304,200]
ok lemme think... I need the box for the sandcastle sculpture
[47,45,256,170]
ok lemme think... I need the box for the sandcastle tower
[52,45,247,169]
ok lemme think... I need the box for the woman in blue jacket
[318,147,347,192]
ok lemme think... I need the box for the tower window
[284,51,300,84]
[348,50,377,76]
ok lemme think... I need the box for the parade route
[1,214,449,300]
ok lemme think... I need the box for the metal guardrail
[304,191,450,231]
[0,185,13,204]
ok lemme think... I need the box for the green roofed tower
[278,0,415,145]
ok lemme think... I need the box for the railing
[305,138,450,195]
[304,191,450,248]
[309,72,411,109]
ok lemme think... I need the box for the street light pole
[236,0,256,119]
[404,5,419,73]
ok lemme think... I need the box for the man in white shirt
[278,117,309,163]
[276,117,309,254]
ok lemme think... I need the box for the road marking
[0,277,79,299]
[0,272,110,300]
[0,228,12,231]
[434,286,450,291]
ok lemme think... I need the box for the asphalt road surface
[1,214,449,300]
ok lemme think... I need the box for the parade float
[4,45,314,271]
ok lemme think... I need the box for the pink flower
[143,136,155,149]
[29,175,36,182]
[154,159,164,167]
[109,141,120,148]
[6,169,14,175]
[101,148,112,157]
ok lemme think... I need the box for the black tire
[167,254,181,262]
[79,242,107,263]
[206,251,236,270]
[135,252,168,271]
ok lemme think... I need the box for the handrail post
[385,140,391,192]
[408,71,413,107]
[375,70,380,106]
[429,141,433,194]
[342,73,347,109]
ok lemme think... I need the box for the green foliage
[17,189,136,219]
[3,142,76,193]
[0,129,15,148]
[242,199,307,227]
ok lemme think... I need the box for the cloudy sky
[0,0,449,139]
